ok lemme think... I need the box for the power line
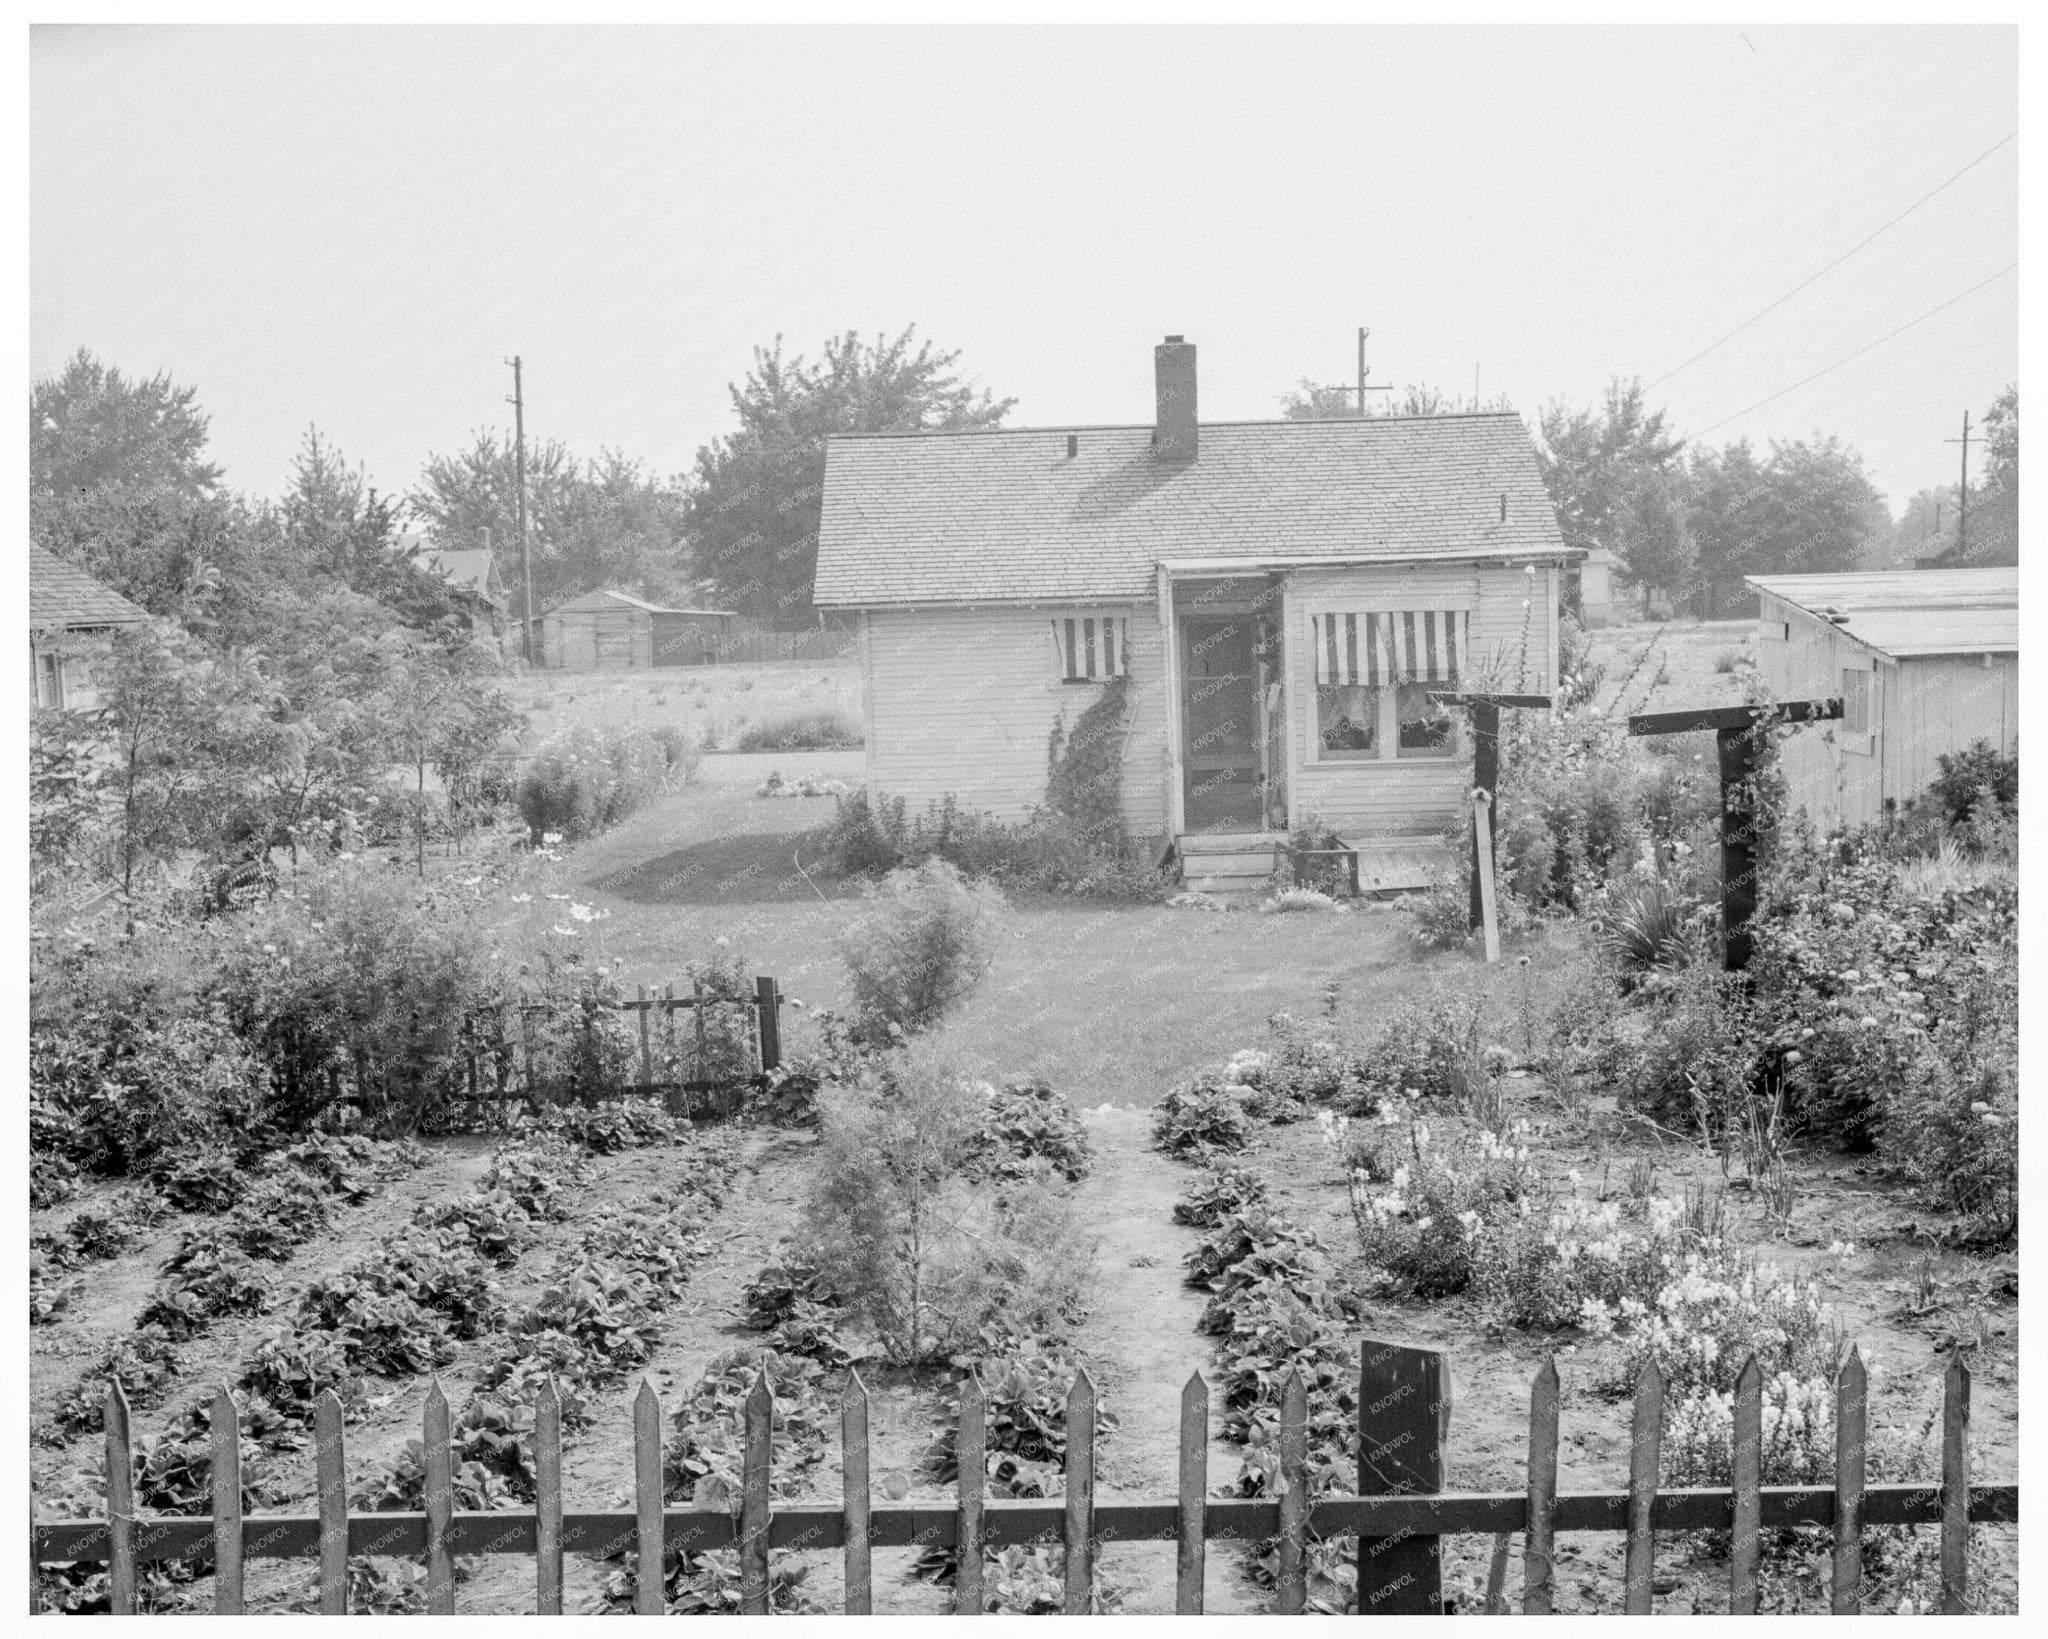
[1647,128,2017,391]
[1686,261,2016,442]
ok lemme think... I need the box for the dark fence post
[1356,1337,1449,1614]
[755,976,782,1072]
[1717,723,1760,972]
[1468,699,1500,933]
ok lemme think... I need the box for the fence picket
[424,1379,455,1614]
[634,1379,664,1615]
[755,975,782,1071]
[1730,1355,1762,1615]
[1483,1532,1513,1614]
[315,1389,348,1613]
[1355,1339,1448,1614]
[1832,1347,1867,1613]
[841,1370,872,1614]
[210,1383,244,1613]
[742,1369,773,1615]
[1064,1369,1097,1615]
[692,977,709,1094]
[637,984,654,1090]
[1177,1371,1208,1614]
[105,1382,135,1616]
[664,984,680,1116]
[1941,1354,1971,1614]
[1276,1367,1308,1614]
[535,1378,563,1615]
[1623,1362,1663,1614]
[1522,1356,1559,1614]
[957,1372,986,1616]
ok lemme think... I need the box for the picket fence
[31,1339,2017,1616]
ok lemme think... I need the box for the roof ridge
[830,411,1527,442]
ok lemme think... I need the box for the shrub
[140,1239,273,1337]
[1404,876,1473,951]
[837,859,1005,1035]
[1929,740,2017,825]
[967,1079,1092,1183]
[551,1097,682,1154]
[1597,873,1707,975]
[238,1324,367,1419]
[516,727,672,843]
[1151,1083,1254,1157]
[54,1328,183,1434]
[153,1148,247,1213]
[823,788,905,876]
[1173,1164,1270,1228]
[732,708,863,752]
[1353,992,1484,1106]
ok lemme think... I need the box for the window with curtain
[1309,609,1469,762]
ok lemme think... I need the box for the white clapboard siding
[865,605,1168,837]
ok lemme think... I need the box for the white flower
[568,902,598,922]
[510,893,532,904]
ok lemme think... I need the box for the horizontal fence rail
[32,1344,2014,1615]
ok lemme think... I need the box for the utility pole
[1945,410,1972,564]
[1317,326,1392,415]
[506,356,534,664]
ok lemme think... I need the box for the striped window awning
[1311,610,1471,687]
[1050,615,1127,681]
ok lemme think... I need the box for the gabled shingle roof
[422,548,505,605]
[29,543,150,630]
[542,588,737,618]
[813,412,1569,608]
[1747,567,2017,660]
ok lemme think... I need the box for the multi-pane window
[1051,615,1128,683]
[1309,610,1469,762]
[1841,666,1871,741]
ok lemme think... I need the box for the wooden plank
[1355,1338,1448,1614]
[1623,1361,1663,1614]
[956,1372,986,1615]
[210,1384,244,1613]
[1473,791,1500,963]
[535,1378,563,1616]
[1833,1347,1867,1613]
[755,975,781,1071]
[315,1389,348,1614]
[1483,1531,1512,1614]
[1522,1355,1558,1615]
[841,1370,872,1615]
[1176,1371,1207,1614]
[634,1380,664,1614]
[1941,1354,1971,1613]
[1468,697,1500,932]
[1628,698,1842,736]
[1730,1355,1762,1615]
[664,984,680,1118]
[1064,1369,1096,1615]
[637,984,653,1090]
[105,1382,135,1615]
[741,1370,772,1615]
[692,977,709,1093]
[423,1379,455,1614]
[1275,1366,1307,1614]
[1717,725,1761,972]
[1428,691,1552,710]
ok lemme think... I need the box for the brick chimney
[1154,335,1197,462]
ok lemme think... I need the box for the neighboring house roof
[29,543,150,631]
[1746,567,2017,660]
[813,413,1571,609]
[542,588,738,618]
[422,548,505,605]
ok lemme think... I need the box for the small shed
[1746,567,2018,832]
[537,589,738,672]
[29,543,149,710]
[1578,548,1621,627]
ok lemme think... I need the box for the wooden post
[841,1370,872,1615]
[1623,1362,1663,1614]
[210,1384,244,1613]
[1716,724,1760,973]
[1472,790,1500,963]
[1276,1366,1308,1613]
[634,1380,664,1615]
[637,984,654,1092]
[535,1378,564,1616]
[1177,1371,1208,1615]
[1730,1355,1763,1615]
[1522,1356,1558,1614]
[423,1379,454,1614]
[1064,1369,1096,1614]
[1833,1347,1867,1613]
[1483,1531,1513,1614]
[1355,1338,1448,1614]
[105,1382,135,1616]
[755,975,782,1072]
[315,1389,348,1614]
[692,977,710,1095]
[956,1372,986,1616]
[1468,698,1501,932]
[664,984,679,1118]
[1940,1354,1971,1613]
[741,1370,772,1615]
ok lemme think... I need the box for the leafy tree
[684,327,1013,623]
[1870,486,1960,570]
[1963,385,2017,567]
[1537,380,1689,611]
[31,487,265,627]
[1685,437,1883,616]
[30,348,223,503]
[1278,380,1514,419]
[282,429,456,629]
[372,630,522,875]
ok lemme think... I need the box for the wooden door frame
[1176,602,1282,835]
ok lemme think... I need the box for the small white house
[1746,567,2018,832]
[813,336,1577,891]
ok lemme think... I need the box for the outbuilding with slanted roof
[1747,566,2018,832]
[536,587,738,672]
[813,335,1578,893]
[30,542,149,710]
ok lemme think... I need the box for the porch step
[1177,834,1282,903]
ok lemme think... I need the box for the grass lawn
[501,660,861,754]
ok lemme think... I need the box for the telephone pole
[1317,326,1392,415]
[1945,410,1972,564]
[506,357,534,664]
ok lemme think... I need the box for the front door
[1182,616,1264,831]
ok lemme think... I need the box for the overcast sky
[32,25,2017,520]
